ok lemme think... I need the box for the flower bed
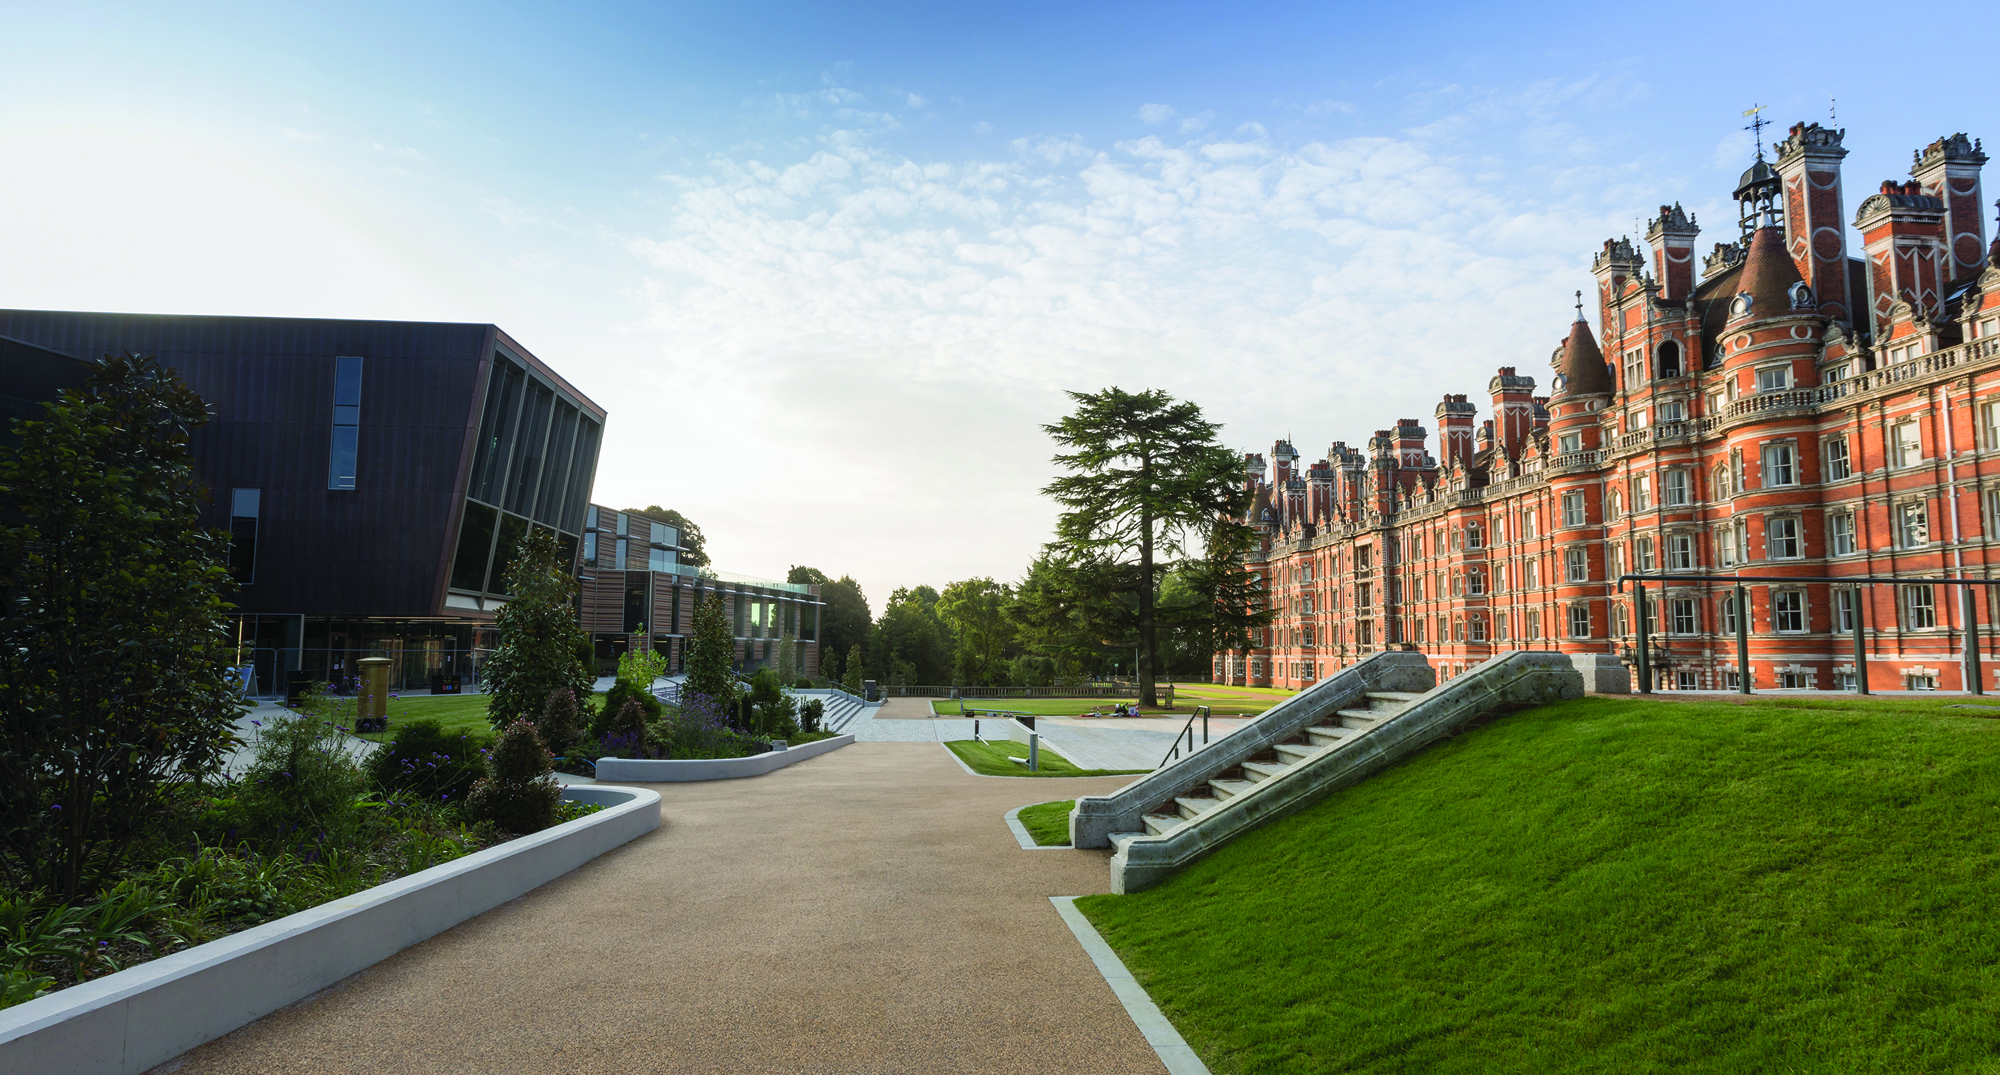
[0,783,659,1075]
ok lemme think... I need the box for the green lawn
[347,693,499,744]
[1078,694,2000,1074]
[1015,799,1075,845]
[945,738,1150,778]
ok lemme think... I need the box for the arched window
[1657,340,1682,379]
[1712,464,1734,499]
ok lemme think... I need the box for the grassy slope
[945,739,1149,778]
[1077,695,2000,1074]
[1016,799,1075,846]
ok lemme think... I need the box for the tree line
[784,386,1272,704]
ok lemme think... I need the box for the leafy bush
[589,680,662,742]
[745,668,797,738]
[238,695,369,848]
[365,719,488,806]
[0,352,243,897]
[799,698,825,734]
[615,648,668,692]
[481,528,593,732]
[534,687,583,758]
[466,721,563,834]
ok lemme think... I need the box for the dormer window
[1755,366,1791,393]
[1788,282,1815,310]
[1730,292,1754,319]
[1657,340,1682,378]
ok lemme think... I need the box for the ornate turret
[1551,293,1613,397]
[1726,224,1811,327]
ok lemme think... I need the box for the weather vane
[1743,104,1768,158]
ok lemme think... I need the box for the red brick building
[1221,124,2000,693]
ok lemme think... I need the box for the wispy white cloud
[1136,103,1176,125]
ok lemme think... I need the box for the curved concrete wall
[592,733,853,782]
[0,785,660,1075]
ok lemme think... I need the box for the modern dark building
[0,310,606,694]
[576,503,822,677]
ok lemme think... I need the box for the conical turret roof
[1728,225,1806,325]
[1553,313,1612,396]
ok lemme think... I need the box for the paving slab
[154,741,1166,1075]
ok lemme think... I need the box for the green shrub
[534,687,583,757]
[467,721,562,834]
[589,680,662,742]
[239,695,369,846]
[366,719,488,806]
[798,698,825,733]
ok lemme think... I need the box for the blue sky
[7,1,1999,607]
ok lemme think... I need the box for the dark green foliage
[937,577,1012,686]
[481,527,593,734]
[1039,387,1266,705]
[535,687,582,756]
[798,698,825,733]
[238,697,370,847]
[744,668,796,737]
[466,721,562,834]
[870,585,952,684]
[0,352,243,897]
[366,718,488,806]
[683,590,738,705]
[589,680,662,742]
[843,644,864,695]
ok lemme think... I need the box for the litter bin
[863,679,879,703]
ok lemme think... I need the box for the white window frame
[1761,443,1797,487]
[1669,597,1697,635]
[1664,469,1690,507]
[1636,536,1656,572]
[1829,511,1856,556]
[1565,547,1587,582]
[1824,436,1850,480]
[1897,501,1929,549]
[1902,584,1936,629]
[1767,516,1801,559]
[1894,421,1922,468]
[1755,365,1791,393]
[1773,590,1805,632]
[1562,492,1585,527]
[1666,534,1695,571]
[1567,604,1591,639]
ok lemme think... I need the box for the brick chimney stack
[1486,367,1536,459]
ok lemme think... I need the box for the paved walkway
[160,742,1165,1074]
[850,699,1254,770]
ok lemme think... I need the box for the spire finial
[1830,95,1837,126]
[1574,289,1584,322]
[1743,104,1768,159]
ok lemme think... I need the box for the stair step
[1305,725,1360,745]
[1109,830,1148,851]
[1209,778,1256,799]
[1142,812,1186,836]
[1174,795,1221,819]
[1335,709,1384,728]
[1366,691,1424,703]
[1242,760,1291,781]
[1274,741,1325,762]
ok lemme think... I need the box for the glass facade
[447,347,602,597]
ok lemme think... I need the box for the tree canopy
[0,352,243,896]
[1038,387,1262,705]
[482,527,594,733]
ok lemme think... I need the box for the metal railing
[1620,572,1994,697]
[1158,705,1212,767]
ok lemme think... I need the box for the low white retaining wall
[593,732,853,782]
[0,784,660,1075]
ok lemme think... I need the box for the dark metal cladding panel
[0,310,513,618]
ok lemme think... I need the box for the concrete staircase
[1071,650,1582,893]
[794,688,871,732]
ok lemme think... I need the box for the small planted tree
[0,353,242,897]
[466,720,563,834]
[481,527,593,733]
[535,687,583,757]
[843,644,864,695]
[682,589,738,707]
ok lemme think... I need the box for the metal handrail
[1157,705,1212,768]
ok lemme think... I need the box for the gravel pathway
[155,741,1164,1074]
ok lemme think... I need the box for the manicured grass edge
[1009,800,1077,847]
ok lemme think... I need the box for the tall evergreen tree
[482,527,594,732]
[0,352,242,896]
[1040,387,1263,706]
[683,589,738,704]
